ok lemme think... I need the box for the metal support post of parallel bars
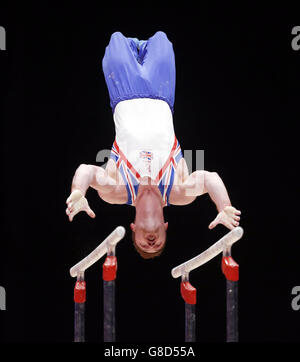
[103,251,118,342]
[222,248,239,342]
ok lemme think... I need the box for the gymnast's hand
[65,189,96,222]
[208,206,241,230]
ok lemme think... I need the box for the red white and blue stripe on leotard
[110,136,183,206]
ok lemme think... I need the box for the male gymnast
[66,31,241,258]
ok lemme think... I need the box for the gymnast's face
[130,221,168,253]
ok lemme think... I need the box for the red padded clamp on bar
[180,281,197,305]
[222,256,239,281]
[74,280,86,303]
[103,255,118,281]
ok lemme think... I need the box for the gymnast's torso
[102,31,188,206]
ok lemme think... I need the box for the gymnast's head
[130,181,168,259]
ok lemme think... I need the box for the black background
[0,2,299,346]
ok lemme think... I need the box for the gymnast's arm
[170,170,241,230]
[70,164,117,196]
[65,164,126,221]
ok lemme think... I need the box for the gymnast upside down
[66,31,241,259]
